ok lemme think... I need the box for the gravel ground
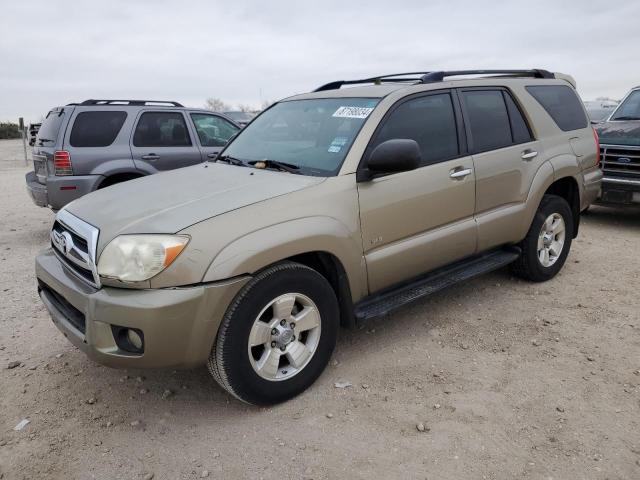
[0,138,639,479]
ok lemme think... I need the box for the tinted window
[37,109,66,145]
[526,85,588,131]
[611,90,640,120]
[462,90,512,152]
[190,113,239,147]
[504,93,533,144]
[133,112,192,147]
[70,111,127,147]
[371,93,459,166]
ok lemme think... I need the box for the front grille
[39,281,86,334]
[600,144,640,179]
[50,210,100,287]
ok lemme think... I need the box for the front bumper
[36,248,249,369]
[25,171,104,210]
[598,176,640,205]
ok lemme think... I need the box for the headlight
[97,235,189,282]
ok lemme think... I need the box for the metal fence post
[19,117,28,165]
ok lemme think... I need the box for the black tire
[208,261,339,405]
[511,194,574,282]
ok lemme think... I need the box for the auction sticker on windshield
[332,106,374,119]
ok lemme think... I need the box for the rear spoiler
[554,72,577,88]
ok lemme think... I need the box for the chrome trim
[51,209,100,287]
[600,143,640,151]
[602,176,640,186]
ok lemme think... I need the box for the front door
[357,91,477,293]
[130,110,202,173]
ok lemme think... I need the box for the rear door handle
[141,154,160,161]
[521,149,538,161]
[449,167,473,179]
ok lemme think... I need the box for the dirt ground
[0,138,638,480]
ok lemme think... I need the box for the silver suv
[25,99,241,210]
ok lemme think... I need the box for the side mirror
[357,139,421,182]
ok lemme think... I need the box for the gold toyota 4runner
[36,69,602,405]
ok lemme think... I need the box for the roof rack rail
[78,99,184,107]
[314,72,433,92]
[419,69,555,83]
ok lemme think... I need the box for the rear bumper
[25,172,104,210]
[25,171,48,207]
[581,166,602,209]
[36,248,250,369]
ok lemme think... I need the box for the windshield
[220,98,380,176]
[611,90,640,120]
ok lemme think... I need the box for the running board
[354,248,520,321]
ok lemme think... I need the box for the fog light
[111,325,145,354]
[127,329,143,350]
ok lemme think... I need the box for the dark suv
[596,87,640,205]
[26,100,241,210]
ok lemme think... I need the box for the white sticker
[332,106,374,119]
[328,136,349,153]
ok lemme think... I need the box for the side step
[354,248,520,321]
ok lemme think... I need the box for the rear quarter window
[526,85,588,131]
[37,109,66,144]
[70,111,127,147]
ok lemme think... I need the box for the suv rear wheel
[511,194,574,282]
[208,262,339,405]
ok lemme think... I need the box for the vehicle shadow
[583,204,640,230]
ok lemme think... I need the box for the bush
[0,123,22,140]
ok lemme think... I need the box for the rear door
[188,112,240,160]
[32,107,72,183]
[130,110,202,172]
[357,90,477,293]
[458,88,542,251]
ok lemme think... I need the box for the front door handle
[141,153,160,161]
[449,167,473,179]
[521,149,538,161]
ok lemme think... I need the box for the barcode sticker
[332,106,374,119]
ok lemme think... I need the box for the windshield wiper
[612,116,640,121]
[216,155,247,167]
[37,138,54,144]
[251,159,301,174]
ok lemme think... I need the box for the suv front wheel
[511,194,574,282]
[208,262,339,405]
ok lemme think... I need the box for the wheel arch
[98,171,145,189]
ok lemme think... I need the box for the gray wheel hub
[537,213,566,268]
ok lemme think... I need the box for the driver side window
[190,113,240,147]
[370,93,459,167]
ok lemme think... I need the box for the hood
[596,120,640,146]
[65,163,324,251]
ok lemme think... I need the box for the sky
[1,0,639,123]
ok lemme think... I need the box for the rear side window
[461,90,512,152]
[37,109,66,145]
[504,93,533,144]
[133,112,192,147]
[371,93,459,166]
[69,111,127,147]
[526,85,588,131]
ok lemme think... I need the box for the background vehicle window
[69,111,127,147]
[526,85,588,131]
[504,93,533,144]
[36,109,66,145]
[133,112,192,147]
[461,90,512,152]
[371,93,459,166]
[190,113,239,147]
[611,90,640,120]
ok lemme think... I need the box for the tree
[204,98,230,112]
[237,104,255,113]
[0,122,21,140]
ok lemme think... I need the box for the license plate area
[33,155,48,183]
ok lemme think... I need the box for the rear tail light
[54,151,73,176]
[592,127,600,166]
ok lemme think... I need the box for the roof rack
[314,69,555,91]
[419,69,555,83]
[78,99,184,107]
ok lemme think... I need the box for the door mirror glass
[358,139,421,181]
